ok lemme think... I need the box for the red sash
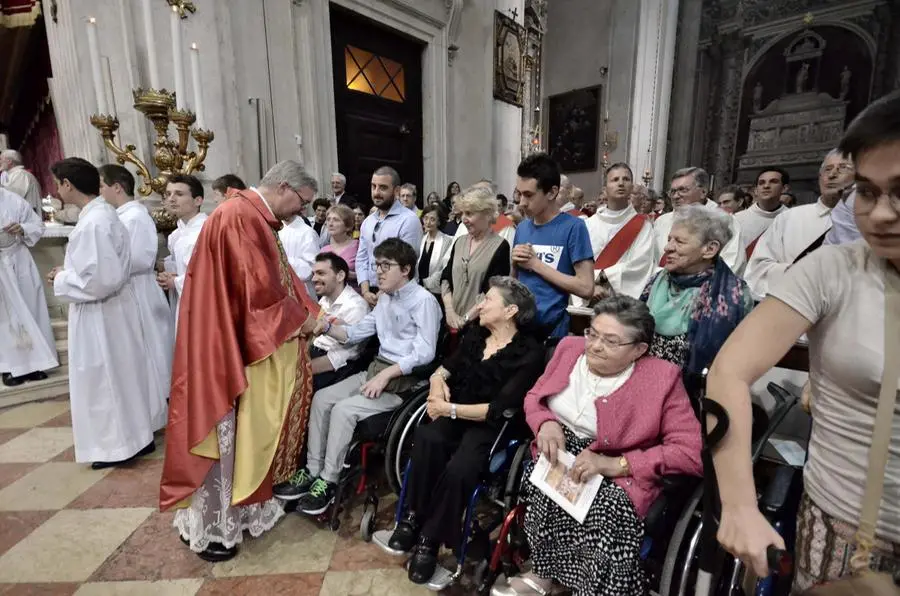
[595,215,647,270]
[492,213,514,233]
[745,234,763,260]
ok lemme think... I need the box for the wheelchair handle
[767,546,792,576]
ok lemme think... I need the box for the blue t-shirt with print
[514,213,593,337]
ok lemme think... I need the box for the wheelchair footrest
[371,529,409,557]
[424,565,456,592]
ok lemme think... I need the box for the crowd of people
[1,90,898,594]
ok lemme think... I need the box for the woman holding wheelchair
[387,276,545,585]
[493,296,702,596]
[709,94,900,593]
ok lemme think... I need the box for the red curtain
[19,100,62,198]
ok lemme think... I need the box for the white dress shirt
[548,356,634,439]
[279,215,320,298]
[313,285,370,370]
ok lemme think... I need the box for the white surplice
[653,199,746,274]
[744,199,833,302]
[734,202,788,254]
[2,165,42,213]
[0,189,57,376]
[117,200,173,413]
[163,212,207,326]
[279,215,319,298]
[575,204,657,303]
[54,198,157,463]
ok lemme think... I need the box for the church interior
[0,0,898,594]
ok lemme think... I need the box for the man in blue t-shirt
[512,153,594,337]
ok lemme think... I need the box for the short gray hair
[591,295,654,345]
[373,166,401,187]
[400,183,417,198]
[261,160,318,193]
[488,276,536,327]
[672,203,733,249]
[819,149,851,173]
[331,172,346,185]
[474,178,498,194]
[671,166,710,191]
[1,150,22,165]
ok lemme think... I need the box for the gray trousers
[306,371,402,483]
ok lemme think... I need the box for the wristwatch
[450,404,458,420]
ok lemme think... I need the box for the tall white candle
[102,57,117,117]
[140,0,160,89]
[189,43,206,128]
[170,6,186,110]
[86,17,108,115]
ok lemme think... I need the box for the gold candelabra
[642,168,653,188]
[90,87,214,232]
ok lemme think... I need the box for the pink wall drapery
[19,98,62,198]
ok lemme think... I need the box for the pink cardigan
[524,337,702,517]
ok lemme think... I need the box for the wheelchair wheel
[383,395,428,495]
[658,484,704,596]
[503,443,531,512]
[359,507,376,542]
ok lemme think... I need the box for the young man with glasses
[653,166,746,274]
[735,168,790,260]
[745,149,856,301]
[282,238,441,514]
[355,166,423,307]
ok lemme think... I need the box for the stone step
[0,366,69,410]
[51,319,67,341]
[56,339,68,366]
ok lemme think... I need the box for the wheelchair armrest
[660,474,701,493]
[501,407,520,420]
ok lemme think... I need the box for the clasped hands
[2,222,23,237]
[156,272,176,291]
[426,374,452,419]
[511,243,539,271]
[536,420,623,483]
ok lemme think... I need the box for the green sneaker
[297,478,336,515]
[273,468,315,501]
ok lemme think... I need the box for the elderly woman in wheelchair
[494,296,703,596]
[382,276,546,585]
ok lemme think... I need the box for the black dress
[406,325,544,547]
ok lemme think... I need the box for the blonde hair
[455,184,499,223]
[327,203,355,231]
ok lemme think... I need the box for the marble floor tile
[0,463,39,492]
[0,428,74,463]
[0,430,26,448]
[0,463,110,511]
[0,511,56,557]
[68,459,163,509]
[320,569,432,595]
[196,573,325,596]
[0,583,80,595]
[39,410,73,428]
[90,512,214,582]
[144,434,165,461]
[0,508,154,582]
[73,580,204,596]
[329,501,406,572]
[50,446,76,463]
[211,514,338,578]
[0,401,69,430]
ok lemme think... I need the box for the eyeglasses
[669,185,697,196]
[375,260,400,273]
[822,164,854,175]
[856,186,900,214]
[583,328,637,349]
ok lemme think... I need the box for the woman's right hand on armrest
[536,420,565,465]
[717,503,785,579]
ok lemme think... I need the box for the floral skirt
[523,426,647,596]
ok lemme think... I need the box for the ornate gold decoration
[166,0,196,19]
[803,12,814,26]
[90,87,214,233]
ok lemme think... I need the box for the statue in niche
[839,66,852,100]
[796,63,810,94]
[753,82,763,112]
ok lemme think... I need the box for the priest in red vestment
[160,160,321,562]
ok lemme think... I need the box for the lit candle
[86,18,108,115]
[140,0,160,89]
[170,6,186,110]
[644,168,651,179]
[189,43,205,128]
[102,56,117,117]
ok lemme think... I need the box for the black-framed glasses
[375,260,400,273]
[856,187,900,214]
[583,328,637,349]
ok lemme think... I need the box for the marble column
[711,33,744,190]
[627,0,679,190]
[666,0,703,178]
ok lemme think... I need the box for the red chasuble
[159,190,319,511]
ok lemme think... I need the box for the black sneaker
[273,468,315,501]
[388,511,419,552]
[297,478,336,515]
[408,535,439,584]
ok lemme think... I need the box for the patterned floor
[0,397,472,595]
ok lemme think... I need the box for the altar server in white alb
[654,167,745,274]
[577,162,656,304]
[279,212,320,299]
[0,187,57,386]
[0,150,41,213]
[48,158,157,469]
[744,149,855,301]
[734,168,789,261]
[157,174,206,326]
[99,164,173,412]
